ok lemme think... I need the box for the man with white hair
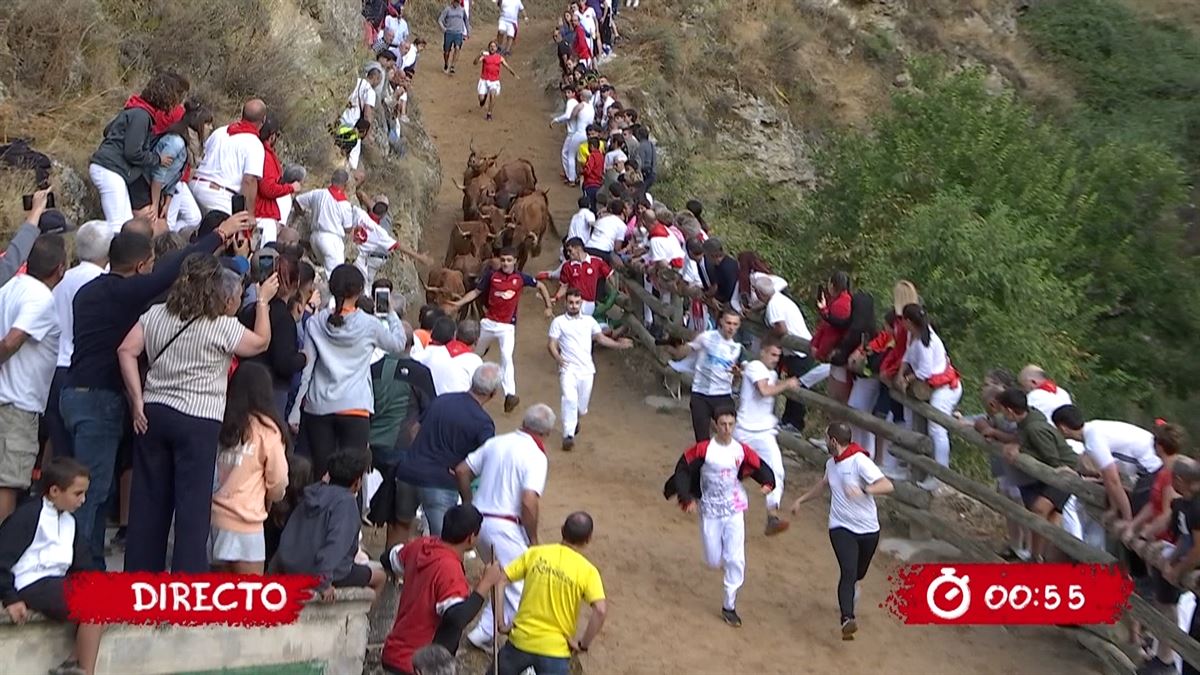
[754,276,828,431]
[46,221,112,459]
[455,403,555,653]
[294,169,354,274]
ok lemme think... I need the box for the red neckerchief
[125,96,183,135]
[521,428,547,454]
[445,340,473,357]
[328,186,349,202]
[648,223,670,238]
[833,442,868,463]
[227,120,260,136]
[369,210,383,224]
[1036,380,1058,394]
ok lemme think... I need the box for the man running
[496,0,528,55]
[438,0,471,74]
[451,247,552,413]
[537,237,612,317]
[669,308,744,442]
[791,422,894,641]
[473,41,520,122]
[547,288,632,451]
[735,337,800,536]
[664,408,775,628]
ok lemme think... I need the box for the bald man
[121,216,155,239]
[191,98,268,216]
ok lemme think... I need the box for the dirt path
[409,17,1097,675]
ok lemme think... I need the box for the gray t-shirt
[438,5,470,34]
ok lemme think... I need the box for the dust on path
[407,17,1098,675]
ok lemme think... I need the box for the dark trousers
[60,387,126,569]
[45,367,72,458]
[830,527,880,620]
[17,575,68,621]
[300,412,371,480]
[494,642,571,675]
[124,403,221,573]
[582,185,600,213]
[689,393,734,443]
[778,354,813,430]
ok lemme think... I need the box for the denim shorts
[443,31,464,51]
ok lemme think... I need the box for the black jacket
[663,439,776,506]
[238,298,306,387]
[829,291,876,367]
[89,107,160,183]
[0,499,92,606]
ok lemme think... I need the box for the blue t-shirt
[395,392,495,489]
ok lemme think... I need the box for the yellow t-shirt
[577,139,606,166]
[506,543,605,658]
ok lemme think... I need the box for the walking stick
[491,544,500,675]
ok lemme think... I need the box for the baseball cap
[38,209,74,235]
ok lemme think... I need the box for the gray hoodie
[290,308,406,422]
[268,482,360,590]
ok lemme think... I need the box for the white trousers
[701,511,746,610]
[347,140,362,171]
[560,369,595,437]
[734,427,784,510]
[799,362,831,389]
[928,383,963,468]
[88,164,133,233]
[467,517,528,647]
[188,178,235,216]
[477,319,517,396]
[311,231,347,274]
[847,377,881,459]
[355,254,387,289]
[562,132,585,182]
[166,182,202,232]
[256,217,281,245]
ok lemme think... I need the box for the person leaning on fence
[896,303,963,490]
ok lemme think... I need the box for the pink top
[211,415,289,533]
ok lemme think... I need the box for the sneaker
[841,617,858,640]
[504,394,520,413]
[466,634,494,656]
[575,421,582,436]
[400,114,410,123]
[486,112,493,121]
[443,65,449,73]
[450,66,456,74]
[721,607,742,627]
[1138,657,1176,675]
[765,515,790,536]
[562,436,575,452]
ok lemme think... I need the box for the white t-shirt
[585,214,625,252]
[499,0,524,23]
[295,189,353,237]
[764,292,811,355]
[1082,420,1163,479]
[0,275,60,413]
[681,256,702,287]
[567,208,595,243]
[446,352,483,394]
[689,330,742,396]
[604,149,626,172]
[698,438,750,519]
[414,345,454,395]
[196,125,265,191]
[353,208,397,257]
[574,6,598,37]
[730,272,785,313]
[548,312,602,374]
[901,328,950,381]
[1026,385,1073,423]
[465,430,548,518]
[384,16,410,49]
[736,360,778,432]
[647,232,684,265]
[826,453,886,534]
[401,44,419,69]
[54,261,105,368]
[341,79,378,127]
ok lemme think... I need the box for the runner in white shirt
[495,0,527,55]
[670,309,744,442]
[190,99,267,216]
[294,169,354,273]
[1052,405,1162,522]
[734,339,800,535]
[791,422,894,641]
[455,404,554,652]
[665,408,776,628]
[339,70,382,170]
[561,90,594,184]
[350,201,431,288]
[547,289,632,450]
[564,197,596,258]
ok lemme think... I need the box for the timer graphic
[926,567,972,621]
[984,583,1085,612]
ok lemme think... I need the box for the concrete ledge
[1,588,374,675]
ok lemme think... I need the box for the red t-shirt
[581,150,604,188]
[480,53,503,81]
[381,538,472,673]
[1150,466,1176,542]
[558,255,611,301]
[477,268,537,324]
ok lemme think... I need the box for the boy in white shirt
[734,339,800,535]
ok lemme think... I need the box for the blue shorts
[443,31,464,51]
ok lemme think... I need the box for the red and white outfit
[295,186,353,273]
[351,206,399,287]
[542,254,611,315]
[643,222,685,324]
[475,268,538,396]
[548,311,602,439]
[900,327,962,469]
[477,53,504,97]
[190,121,265,216]
[664,439,775,611]
[463,429,548,650]
[734,360,785,511]
[254,139,295,244]
[415,339,480,395]
[380,537,472,674]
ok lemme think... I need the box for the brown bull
[454,173,497,221]
[445,219,496,266]
[449,252,483,289]
[503,189,557,270]
[492,159,538,210]
[425,267,467,313]
[463,144,501,184]
[477,203,508,235]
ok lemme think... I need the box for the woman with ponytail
[898,303,962,486]
[289,264,407,479]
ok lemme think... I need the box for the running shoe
[504,394,520,412]
[841,617,858,640]
[765,515,790,536]
[562,436,575,452]
[721,607,742,628]
[486,113,493,121]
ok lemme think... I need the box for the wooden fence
[610,265,1199,675]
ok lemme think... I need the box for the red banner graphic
[65,572,321,626]
[886,563,1132,625]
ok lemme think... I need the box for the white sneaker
[918,477,941,492]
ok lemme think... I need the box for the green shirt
[1016,409,1076,469]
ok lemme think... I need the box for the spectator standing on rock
[438,0,471,74]
[190,99,268,216]
[253,117,300,245]
[340,67,383,169]
[294,169,355,274]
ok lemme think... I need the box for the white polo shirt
[901,328,950,380]
[1026,385,1073,423]
[340,79,378,127]
[827,452,886,534]
[567,208,595,243]
[736,359,778,432]
[295,188,353,237]
[384,15,410,50]
[0,275,60,413]
[54,261,105,368]
[195,125,265,192]
[499,0,524,24]
[730,272,786,313]
[548,312,602,374]
[764,291,811,356]
[465,430,548,519]
[1082,420,1162,479]
[585,214,625,252]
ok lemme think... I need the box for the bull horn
[425,285,442,292]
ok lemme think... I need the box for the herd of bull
[425,144,559,315]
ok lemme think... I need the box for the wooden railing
[610,264,1199,674]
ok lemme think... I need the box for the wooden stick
[492,544,500,675]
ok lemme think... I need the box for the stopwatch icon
[926,567,971,621]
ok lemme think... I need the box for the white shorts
[498,18,517,37]
[477,78,501,97]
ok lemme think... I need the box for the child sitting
[264,454,313,565]
[0,457,104,675]
[269,448,386,602]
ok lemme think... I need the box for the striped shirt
[141,304,245,421]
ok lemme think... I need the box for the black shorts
[1019,481,1071,513]
[1131,471,1158,515]
[367,465,420,526]
[17,575,69,621]
[1152,566,1183,605]
[332,562,373,588]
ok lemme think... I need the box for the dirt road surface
[407,15,1097,674]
